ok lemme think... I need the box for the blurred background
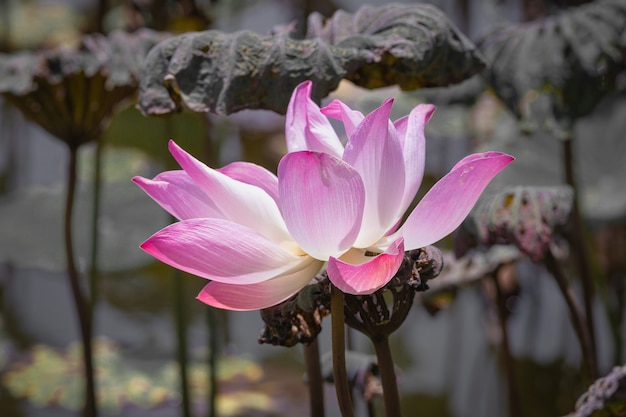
[0,0,625,416]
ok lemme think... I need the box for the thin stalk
[371,336,402,417]
[207,307,218,417]
[304,338,325,417]
[0,0,11,50]
[331,284,355,417]
[490,269,522,417]
[64,146,97,417]
[88,138,103,320]
[545,251,597,379]
[95,0,107,33]
[563,138,597,377]
[174,269,191,417]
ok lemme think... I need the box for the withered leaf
[455,186,574,261]
[138,4,486,116]
[481,0,626,136]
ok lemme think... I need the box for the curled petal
[400,152,514,250]
[450,151,508,171]
[285,81,344,158]
[141,218,304,284]
[197,258,324,311]
[394,115,408,137]
[278,151,364,260]
[343,98,406,247]
[321,99,364,139]
[398,104,436,213]
[168,140,290,244]
[218,161,279,203]
[327,238,405,295]
[133,170,220,220]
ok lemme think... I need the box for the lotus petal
[278,151,364,260]
[218,161,279,203]
[327,238,405,294]
[400,152,514,250]
[141,218,304,284]
[168,140,291,244]
[133,170,221,220]
[398,104,436,212]
[285,81,344,158]
[321,99,364,139]
[343,99,406,247]
[197,258,323,311]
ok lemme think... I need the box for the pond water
[0,91,620,417]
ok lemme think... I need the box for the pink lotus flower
[133,81,513,311]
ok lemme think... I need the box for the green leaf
[138,3,486,116]
[481,0,626,136]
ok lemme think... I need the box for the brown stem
[545,250,598,379]
[207,307,218,417]
[304,338,325,417]
[490,268,522,417]
[173,269,191,417]
[372,335,402,417]
[88,137,102,322]
[563,138,598,377]
[64,146,97,417]
[331,284,355,417]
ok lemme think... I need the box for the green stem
[491,269,522,417]
[174,270,191,417]
[563,138,598,378]
[88,138,102,321]
[545,251,597,379]
[207,307,218,417]
[372,335,401,417]
[331,284,355,417]
[304,338,325,417]
[64,146,97,417]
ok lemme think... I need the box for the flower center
[280,240,307,257]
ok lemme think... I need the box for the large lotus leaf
[455,186,574,261]
[138,4,486,116]
[0,29,169,146]
[137,30,362,116]
[481,0,626,137]
[306,4,485,91]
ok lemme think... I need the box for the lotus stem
[490,267,522,417]
[371,335,402,417]
[174,269,191,417]
[331,284,355,417]
[207,307,218,417]
[563,138,598,379]
[545,250,597,379]
[88,137,102,321]
[64,145,97,417]
[304,338,325,417]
